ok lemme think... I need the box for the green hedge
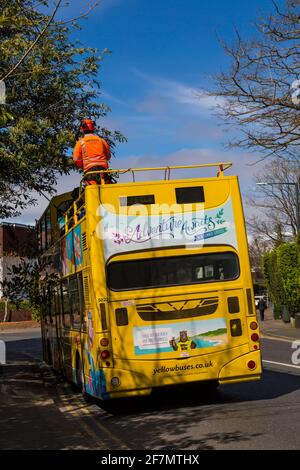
[263,237,300,317]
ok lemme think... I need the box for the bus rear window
[107,252,240,291]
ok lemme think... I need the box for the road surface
[0,328,300,450]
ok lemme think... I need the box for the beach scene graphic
[134,318,228,355]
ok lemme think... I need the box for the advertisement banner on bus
[99,197,237,260]
[133,317,228,356]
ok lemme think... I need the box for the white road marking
[263,359,300,369]
[261,334,296,343]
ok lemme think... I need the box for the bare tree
[248,234,273,284]
[247,158,300,240]
[211,0,300,161]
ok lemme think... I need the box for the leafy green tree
[277,242,300,315]
[0,0,126,218]
[0,257,54,320]
[263,240,300,317]
[262,250,284,314]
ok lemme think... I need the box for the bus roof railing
[80,161,233,188]
[64,162,233,234]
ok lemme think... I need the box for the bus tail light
[250,321,258,330]
[101,350,110,360]
[251,333,259,342]
[100,338,109,347]
[247,360,256,370]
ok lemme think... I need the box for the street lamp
[256,181,300,234]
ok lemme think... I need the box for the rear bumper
[94,349,261,400]
[218,350,261,384]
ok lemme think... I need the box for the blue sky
[8,0,282,225]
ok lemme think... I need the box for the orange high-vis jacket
[73,134,111,172]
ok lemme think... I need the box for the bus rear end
[90,172,261,399]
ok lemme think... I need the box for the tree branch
[0,0,62,82]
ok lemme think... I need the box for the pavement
[0,320,40,331]
[259,307,300,341]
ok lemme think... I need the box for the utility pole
[3,299,8,322]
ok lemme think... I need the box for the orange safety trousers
[84,167,111,185]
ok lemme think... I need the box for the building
[0,223,37,299]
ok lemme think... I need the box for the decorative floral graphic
[112,232,125,245]
[215,208,225,224]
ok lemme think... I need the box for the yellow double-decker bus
[38,162,261,400]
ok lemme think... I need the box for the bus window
[46,287,53,324]
[54,285,62,316]
[195,264,215,280]
[61,280,72,328]
[57,199,72,236]
[107,252,240,291]
[69,276,81,329]
[57,284,64,328]
[78,273,84,315]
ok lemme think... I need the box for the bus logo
[137,297,219,321]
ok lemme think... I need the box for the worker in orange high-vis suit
[73,118,111,185]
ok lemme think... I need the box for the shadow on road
[5,338,42,361]
[97,369,300,417]
[94,369,300,449]
[1,334,300,450]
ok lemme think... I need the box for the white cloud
[113,147,263,185]
[100,69,229,149]
[133,69,226,115]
